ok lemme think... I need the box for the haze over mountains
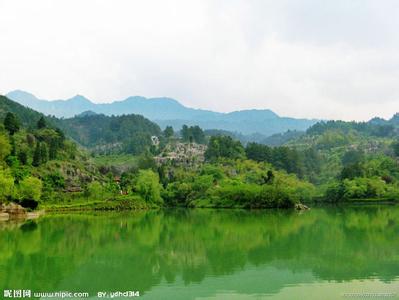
[7,90,319,136]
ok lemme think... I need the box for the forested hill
[6,90,319,136]
[54,114,161,155]
[1,95,162,155]
[286,118,399,150]
[0,95,47,129]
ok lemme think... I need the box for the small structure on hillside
[155,142,207,167]
[151,136,160,146]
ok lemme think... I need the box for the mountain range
[6,90,319,136]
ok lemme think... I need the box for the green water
[1,206,399,299]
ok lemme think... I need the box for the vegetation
[54,113,161,155]
[180,125,206,144]
[2,94,399,211]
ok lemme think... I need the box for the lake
[1,206,399,299]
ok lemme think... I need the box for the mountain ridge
[6,90,319,136]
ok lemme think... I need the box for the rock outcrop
[295,203,310,210]
[0,202,27,216]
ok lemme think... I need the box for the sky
[0,0,399,121]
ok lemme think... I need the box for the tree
[18,176,42,201]
[40,143,49,164]
[205,136,245,161]
[180,125,205,144]
[0,133,11,161]
[87,181,104,200]
[163,126,174,139]
[37,116,47,129]
[49,140,58,160]
[135,170,163,204]
[181,125,190,141]
[246,143,272,162]
[0,169,14,201]
[191,126,205,144]
[18,150,28,165]
[340,163,364,180]
[392,140,399,157]
[137,151,157,170]
[123,132,152,155]
[3,112,20,135]
[32,143,41,166]
[342,150,364,166]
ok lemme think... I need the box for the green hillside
[0,95,47,128]
[2,94,399,211]
[54,114,162,155]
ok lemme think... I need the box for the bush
[135,170,163,204]
[0,169,14,201]
[17,176,42,202]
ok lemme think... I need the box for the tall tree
[0,134,11,161]
[32,143,41,167]
[3,112,20,135]
[37,116,47,129]
[163,126,174,139]
[40,142,49,164]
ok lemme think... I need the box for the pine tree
[4,112,20,135]
[40,142,48,164]
[18,150,28,165]
[163,126,174,139]
[49,140,57,160]
[37,116,47,129]
[32,143,41,167]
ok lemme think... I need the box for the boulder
[0,212,9,221]
[3,203,27,215]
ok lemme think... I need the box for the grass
[42,195,157,211]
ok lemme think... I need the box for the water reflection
[1,206,399,299]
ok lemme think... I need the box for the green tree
[32,143,41,167]
[163,126,174,139]
[135,170,163,204]
[18,150,28,165]
[246,143,272,162]
[340,163,364,180]
[180,125,205,144]
[342,150,364,166]
[3,112,20,135]
[392,140,399,157]
[191,126,205,144]
[137,151,157,170]
[18,176,42,201]
[40,143,49,164]
[0,169,14,201]
[181,125,190,141]
[205,136,245,161]
[37,116,47,129]
[0,133,11,161]
[87,181,104,200]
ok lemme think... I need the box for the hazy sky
[1,0,399,120]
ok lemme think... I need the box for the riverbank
[3,196,397,218]
[0,202,45,221]
[43,198,157,212]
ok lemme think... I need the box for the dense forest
[54,113,161,155]
[1,95,399,211]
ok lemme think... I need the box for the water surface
[1,206,399,299]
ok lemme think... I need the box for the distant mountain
[6,90,96,117]
[6,90,319,136]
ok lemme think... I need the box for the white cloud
[0,0,398,120]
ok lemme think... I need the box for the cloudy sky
[0,0,398,120]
